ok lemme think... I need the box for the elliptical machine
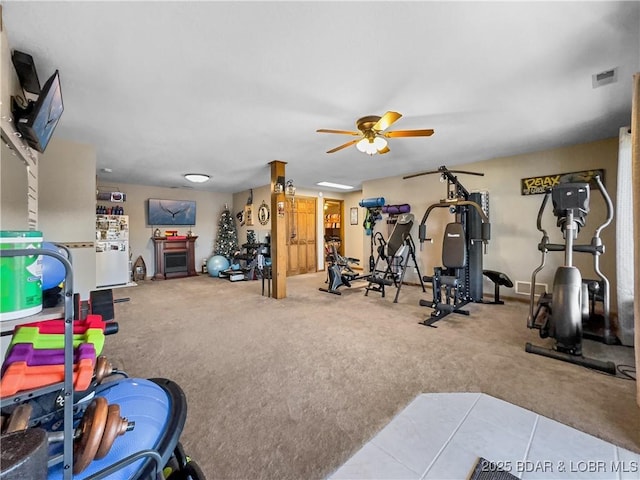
[525,175,616,374]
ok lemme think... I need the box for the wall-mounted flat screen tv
[15,70,64,153]
[148,199,196,226]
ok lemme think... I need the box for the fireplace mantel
[152,236,198,280]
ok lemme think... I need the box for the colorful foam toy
[0,357,95,397]
[2,343,96,374]
[9,327,105,355]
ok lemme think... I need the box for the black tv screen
[148,199,196,226]
[15,70,64,153]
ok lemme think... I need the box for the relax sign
[521,169,605,195]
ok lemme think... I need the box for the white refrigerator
[96,215,129,287]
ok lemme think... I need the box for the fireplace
[165,252,188,274]
[152,236,198,280]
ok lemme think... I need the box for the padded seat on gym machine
[423,223,467,287]
[439,222,466,282]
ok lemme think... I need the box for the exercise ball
[207,255,230,277]
[41,242,67,290]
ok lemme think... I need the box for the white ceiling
[3,1,639,193]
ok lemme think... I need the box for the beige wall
[1,21,38,231]
[38,137,97,298]
[363,137,620,308]
[232,185,272,248]
[98,183,232,277]
[1,141,29,230]
[342,191,365,266]
[1,21,20,122]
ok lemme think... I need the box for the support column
[269,160,287,299]
[631,73,639,407]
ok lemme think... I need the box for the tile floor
[328,393,640,480]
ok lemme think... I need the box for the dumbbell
[0,355,120,398]
[1,397,134,474]
[72,397,134,473]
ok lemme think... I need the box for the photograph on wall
[148,199,196,225]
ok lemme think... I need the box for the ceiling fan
[317,111,434,155]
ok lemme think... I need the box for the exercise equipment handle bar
[418,200,489,249]
[528,191,551,327]
[536,191,551,235]
[592,174,614,238]
[591,174,614,340]
[539,243,606,254]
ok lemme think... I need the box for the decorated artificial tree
[214,205,239,260]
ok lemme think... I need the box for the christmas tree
[214,206,239,260]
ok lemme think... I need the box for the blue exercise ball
[41,242,67,290]
[207,255,230,277]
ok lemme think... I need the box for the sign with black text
[520,169,605,195]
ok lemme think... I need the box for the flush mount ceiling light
[184,173,210,183]
[316,181,354,190]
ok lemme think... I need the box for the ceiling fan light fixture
[356,138,369,153]
[356,137,378,155]
[373,136,387,150]
[184,173,210,183]
[318,111,433,155]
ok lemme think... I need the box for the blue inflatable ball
[207,255,230,277]
[41,242,67,290]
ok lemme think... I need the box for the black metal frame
[416,167,490,326]
[525,175,617,374]
[364,215,426,303]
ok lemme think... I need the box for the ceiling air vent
[592,68,618,88]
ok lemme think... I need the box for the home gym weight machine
[406,166,504,326]
[525,175,616,374]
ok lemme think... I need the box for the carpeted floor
[102,272,638,480]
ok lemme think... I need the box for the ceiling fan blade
[316,129,361,136]
[326,138,359,154]
[377,145,390,155]
[383,129,435,138]
[373,111,402,131]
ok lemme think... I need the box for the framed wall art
[350,207,358,225]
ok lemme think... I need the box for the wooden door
[286,196,317,276]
